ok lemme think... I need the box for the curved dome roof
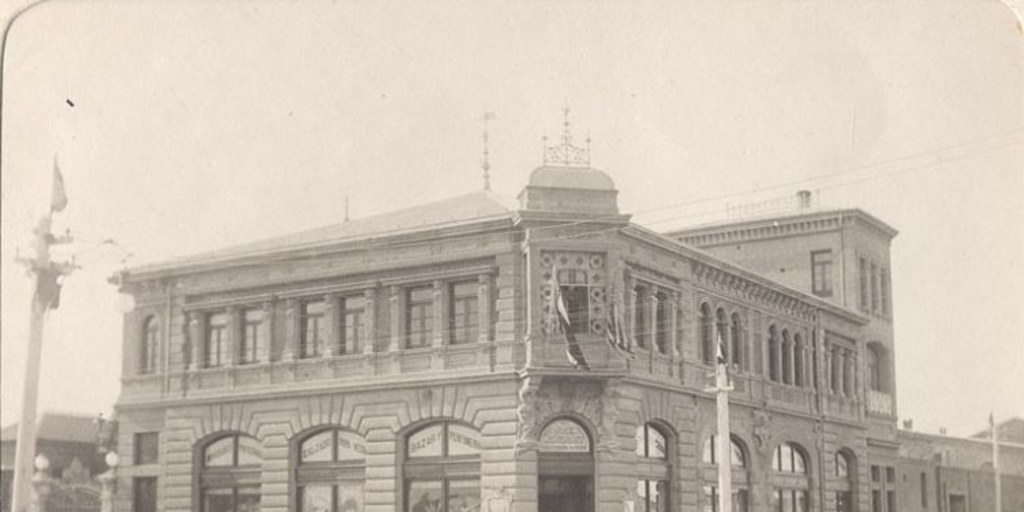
[527,166,616,191]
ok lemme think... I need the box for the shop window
[835,450,855,512]
[403,421,480,512]
[702,435,746,468]
[704,486,749,512]
[198,433,262,512]
[295,428,366,512]
[635,423,670,512]
[538,419,594,512]
[139,315,159,374]
[772,443,808,474]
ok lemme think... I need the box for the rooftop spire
[482,112,496,191]
[543,106,590,168]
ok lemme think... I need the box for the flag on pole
[551,268,589,370]
[51,158,68,213]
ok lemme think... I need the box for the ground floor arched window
[635,422,671,511]
[403,421,481,512]
[538,418,594,512]
[198,433,262,512]
[295,428,367,512]
[701,434,750,512]
[772,442,811,512]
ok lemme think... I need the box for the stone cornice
[667,208,898,248]
[621,225,868,326]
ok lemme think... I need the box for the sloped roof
[125,190,519,277]
[0,413,99,445]
[666,207,899,240]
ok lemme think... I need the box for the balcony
[867,390,894,416]
[119,340,521,403]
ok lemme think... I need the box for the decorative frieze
[692,261,816,321]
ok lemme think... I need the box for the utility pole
[706,333,733,512]
[992,412,1002,512]
[11,165,75,512]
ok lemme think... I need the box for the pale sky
[2,0,1022,437]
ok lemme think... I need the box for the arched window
[715,308,729,363]
[403,421,480,512]
[295,428,366,512]
[700,303,714,365]
[768,326,780,382]
[702,435,749,512]
[772,442,810,512]
[140,315,159,374]
[835,450,855,512]
[730,313,743,369]
[198,433,262,512]
[793,334,805,388]
[635,423,670,511]
[538,418,594,512]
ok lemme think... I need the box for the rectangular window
[870,263,879,314]
[655,291,669,354]
[886,491,896,512]
[634,285,648,349]
[133,477,157,512]
[871,490,882,512]
[134,432,159,465]
[205,312,228,368]
[340,296,365,355]
[881,267,891,317]
[886,466,896,483]
[836,491,852,512]
[449,281,479,345]
[406,287,434,348]
[300,300,327,358]
[859,257,869,311]
[558,269,590,336]
[920,472,928,508]
[811,250,834,297]
[239,308,262,364]
[871,465,881,482]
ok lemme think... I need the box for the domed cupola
[518,110,619,215]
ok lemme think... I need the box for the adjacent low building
[113,131,922,512]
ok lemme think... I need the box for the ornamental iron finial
[482,112,496,191]
[543,106,590,168]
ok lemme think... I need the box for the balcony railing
[867,390,894,416]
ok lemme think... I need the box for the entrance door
[539,476,592,512]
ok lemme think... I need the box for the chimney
[797,190,812,209]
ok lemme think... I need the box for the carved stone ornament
[752,410,774,454]
[486,488,513,512]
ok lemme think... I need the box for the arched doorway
[538,418,594,512]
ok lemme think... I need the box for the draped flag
[551,267,589,370]
[716,331,728,368]
[51,158,68,213]
[605,299,634,358]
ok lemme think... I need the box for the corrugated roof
[126,190,519,276]
[0,413,99,444]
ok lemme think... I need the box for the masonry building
[113,129,908,512]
